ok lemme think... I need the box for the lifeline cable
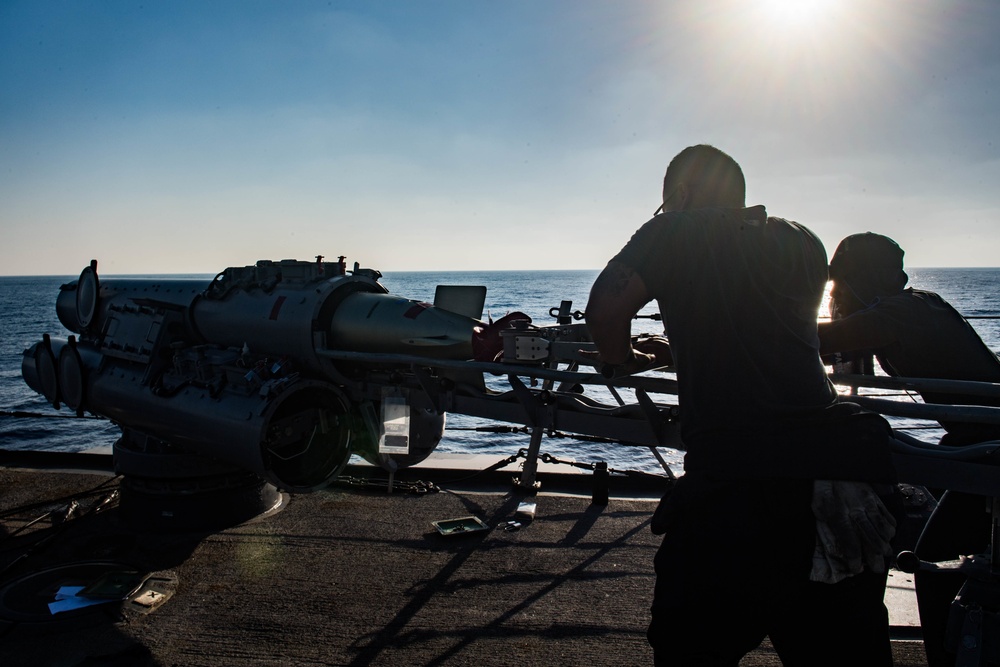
[0,410,104,420]
[0,487,120,578]
[0,475,121,521]
[330,476,441,494]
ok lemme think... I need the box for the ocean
[2,268,999,476]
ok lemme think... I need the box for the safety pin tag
[379,389,410,454]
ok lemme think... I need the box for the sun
[758,0,836,28]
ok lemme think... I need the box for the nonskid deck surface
[0,463,928,667]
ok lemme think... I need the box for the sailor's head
[828,232,908,316]
[656,145,746,215]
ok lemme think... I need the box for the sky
[2,0,999,276]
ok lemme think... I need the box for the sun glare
[759,0,835,28]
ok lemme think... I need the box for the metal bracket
[410,364,442,414]
[507,374,555,491]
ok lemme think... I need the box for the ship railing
[319,349,1000,495]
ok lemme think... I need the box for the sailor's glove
[810,480,897,584]
[601,350,658,378]
[633,336,673,367]
[579,348,657,378]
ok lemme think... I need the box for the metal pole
[516,425,545,491]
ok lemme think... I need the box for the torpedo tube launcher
[18,257,1000,524]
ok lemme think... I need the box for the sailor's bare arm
[585,261,654,368]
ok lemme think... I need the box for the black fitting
[592,461,609,505]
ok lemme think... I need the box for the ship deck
[0,451,928,666]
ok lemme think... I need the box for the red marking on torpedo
[269,296,287,320]
[403,302,432,319]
